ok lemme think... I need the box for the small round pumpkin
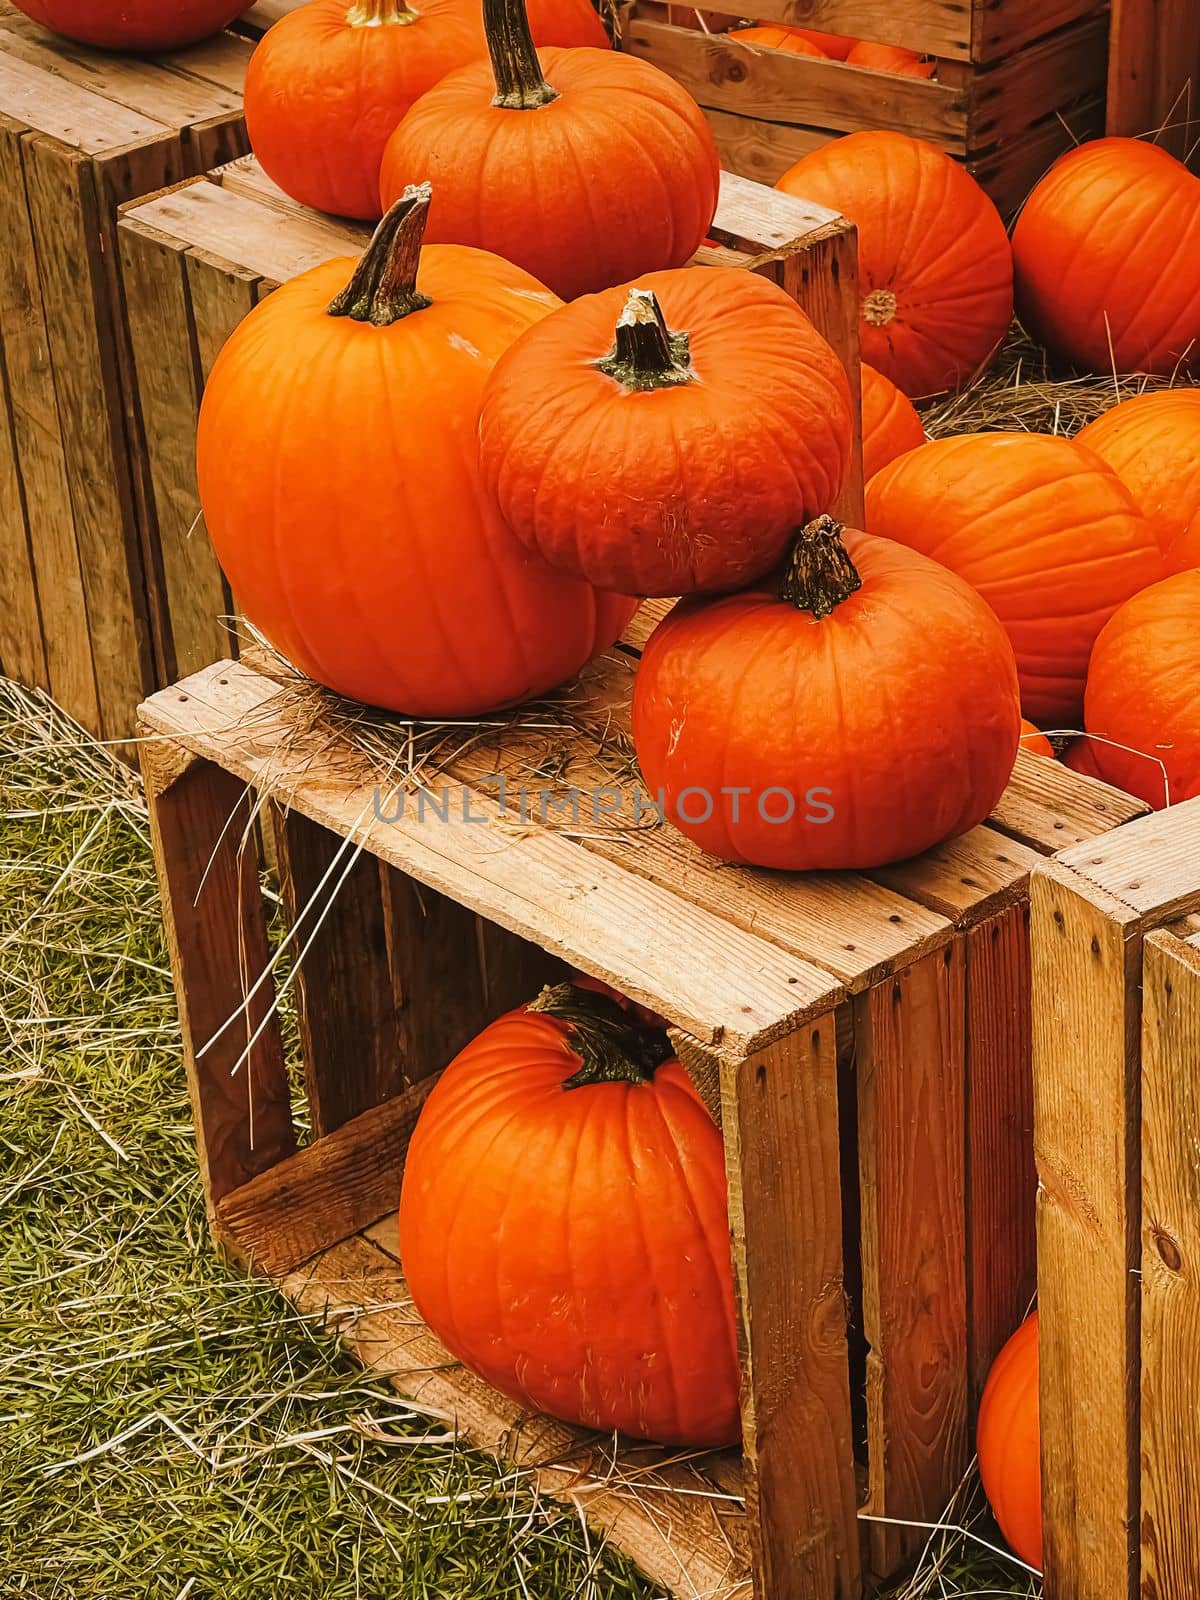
[399,983,740,1448]
[861,362,925,479]
[978,1314,1042,1572]
[479,276,852,596]
[1019,720,1053,759]
[775,131,1013,398]
[632,516,1021,871]
[726,24,826,54]
[865,432,1163,725]
[1076,390,1200,572]
[196,186,633,717]
[1084,570,1200,809]
[379,0,718,299]
[844,40,934,77]
[244,0,608,221]
[10,0,248,48]
[1012,138,1200,376]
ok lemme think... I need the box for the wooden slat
[971,0,1109,60]
[1031,858,1142,1600]
[856,945,968,1581]
[1140,930,1200,1592]
[0,326,43,688]
[721,1018,861,1599]
[967,12,1109,150]
[990,747,1150,855]
[0,48,168,153]
[967,96,1107,218]
[703,105,830,185]
[140,740,295,1214]
[1107,0,1200,162]
[1056,794,1200,922]
[871,825,1040,927]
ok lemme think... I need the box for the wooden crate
[137,646,1145,1600]
[0,0,300,746]
[116,155,865,684]
[1032,798,1200,1600]
[1108,0,1200,167]
[618,0,1109,214]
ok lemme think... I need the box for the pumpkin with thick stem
[196,186,634,717]
[244,0,608,221]
[865,432,1163,725]
[861,362,924,479]
[978,1314,1042,1572]
[10,0,248,49]
[775,131,1012,398]
[1013,138,1200,376]
[1077,391,1200,572]
[632,517,1020,871]
[399,982,741,1448]
[479,272,852,596]
[378,0,718,298]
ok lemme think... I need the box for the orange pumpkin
[479,276,852,596]
[1019,720,1053,759]
[379,0,718,299]
[10,0,246,48]
[1084,570,1200,809]
[196,186,633,717]
[978,1314,1042,1572]
[865,433,1163,724]
[726,24,826,54]
[399,983,741,1448]
[1012,138,1200,376]
[776,131,1012,398]
[632,517,1020,871]
[1063,738,1105,780]
[844,40,935,77]
[793,27,855,56]
[861,362,925,479]
[244,0,608,221]
[1076,390,1200,572]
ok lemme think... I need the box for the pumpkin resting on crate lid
[10,0,249,49]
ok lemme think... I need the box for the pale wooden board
[138,663,844,1053]
[870,825,1040,927]
[1057,794,1200,923]
[0,48,167,153]
[271,1228,753,1600]
[1108,0,1200,162]
[709,165,842,245]
[1140,930,1200,1592]
[1031,859,1142,1598]
[990,747,1149,855]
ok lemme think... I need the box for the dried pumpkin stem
[595,289,694,392]
[484,0,558,109]
[528,983,672,1089]
[779,515,863,618]
[327,183,433,326]
[346,0,419,23]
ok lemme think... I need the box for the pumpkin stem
[594,289,694,392]
[779,515,863,618]
[326,184,433,326]
[346,0,419,24]
[528,983,673,1089]
[484,0,558,109]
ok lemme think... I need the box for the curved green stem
[595,289,694,392]
[528,983,672,1089]
[326,184,433,326]
[483,0,558,109]
[779,515,863,618]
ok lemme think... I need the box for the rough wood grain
[1107,0,1200,163]
[1057,795,1200,922]
[721,1018,861,1599]
[991,747,1150,855]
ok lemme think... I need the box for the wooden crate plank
[1108,0,1200,160]
[856,944,968,1581]
[972,0,1109,61]
[1031,858,1142,1600]
[967,96,1107,217]
[140,740,296,1214]
[1140,930,1200,1592]
[1056,795,1200,923]
[721,1018,861,1599]
[702,105,830,186]
[871,825,1040,927]
[967,12,1109,149]
[0,48,168,153]
[0,332,43,687]
[626,0,976,60]
[990,747,1150,855]
[183,245,260,378]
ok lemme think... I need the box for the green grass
[0,677,1037,1599]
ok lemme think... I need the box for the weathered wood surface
[1108,0,1200,164]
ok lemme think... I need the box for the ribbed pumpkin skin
[245,0,608,221]
[775,132,1012,399]
[479,269,853,596]
[196,246,634,716]
[978,1314,1042,1572]
[632,528,1020,871]
[1019,720,1053,759]
[379,50,719,300]
[1084,571,1200,809]
[844,40,934,77]
[1013,139,1200,376]
[1077,391,1200,572]
[11,0,246,48]
[861,362,925,479]
[726,24,826,53]
[399,1003,741,1448]
[865,433,1163,725]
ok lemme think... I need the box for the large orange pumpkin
[399,983,741,1448]
[379,0,718,299]
[726,24,826,54]
[632,517,1020,871]
[9,0,247,48]
[844,40,934,77]
[1012,139,1200,376]
[978,1313,1042,1572]
[1076,390,1200,572]
[775,131,1012,399]
[861,362,925,479]
[196,187,633,716]
[865,432,1163,724]
[479,275,852,596]
[244,0,608,221]
[1084,570,1200,809]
